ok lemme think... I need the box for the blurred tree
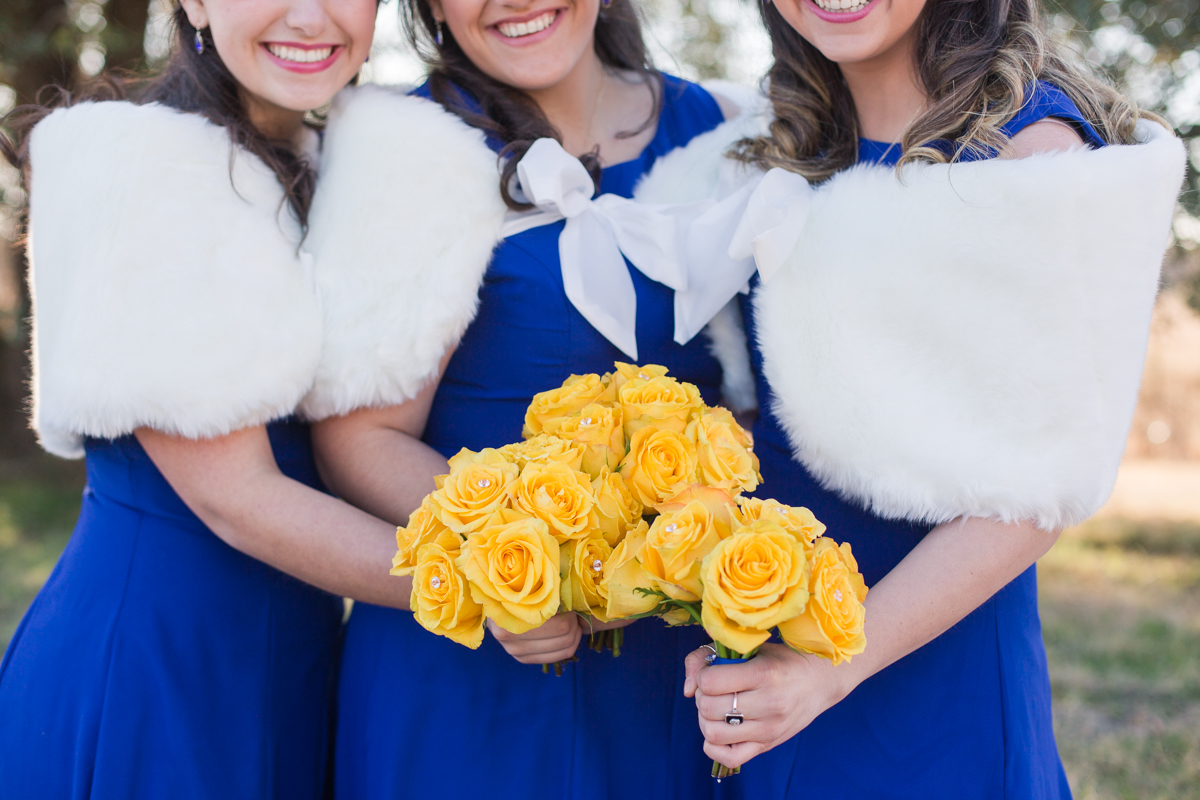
[0,0,149,456]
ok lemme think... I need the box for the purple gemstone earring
[194,29,205,55]
[436,21,444,46]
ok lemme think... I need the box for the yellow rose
[619,426,698,508]
[523,374,611,437]
[590,467,643,546]
[607,362,670,394]
[556,403,626,478]
[736,497,826,550]
[700,519,811,655]
[687,407,761,495]
[411,542,485,648]
[430,449,519,535]
[657,484,738,539]
[508,461,596,543]
[778,537,868,665]
[600,520,659,619]
[561,534,614,620]
[639,499,724,601]
[391,497,461,577]
[619,374,704,436]
[458,508,561,634]
[498,434,585,472]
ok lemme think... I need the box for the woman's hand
[488,612,583,665]
[579,616,635,634]
[683,643,852,769]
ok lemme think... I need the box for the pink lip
[487,8,565,47]
[803,0,878,23]
[261,42,343,74]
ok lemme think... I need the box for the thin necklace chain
[583,71,608,159]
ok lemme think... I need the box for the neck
[242,90,307,149]
[526,45,607,158]
[838,28,928,143]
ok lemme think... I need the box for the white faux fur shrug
[27,85,506,458]
[638,107,1185,530]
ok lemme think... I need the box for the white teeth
[497,10,556,38]
[266,44,334,63]
[813,0,869,11]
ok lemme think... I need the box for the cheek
[336,0,380,57]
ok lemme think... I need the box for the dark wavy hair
[1,6,318,228]
[400,0,661,209]
[736,0,1146,182]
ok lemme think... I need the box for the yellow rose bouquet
[390,363,869,756]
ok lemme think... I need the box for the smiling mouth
[812,0,872,11]
[496,10,558,38]
[265,44,336,63]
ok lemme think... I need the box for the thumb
[683,646,713,697]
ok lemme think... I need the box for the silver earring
[194,29,205,55]
[435,21,444,46]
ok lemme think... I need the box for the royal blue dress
[725,82,1106,799]
[334,76,728,800]
[0,422,343,799]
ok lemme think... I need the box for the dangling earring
[435,21,444,46]
[194,28,205,55]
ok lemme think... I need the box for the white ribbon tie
[672,167,815,345]
[501,138,686,360]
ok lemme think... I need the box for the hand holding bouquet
[391,364,867,777]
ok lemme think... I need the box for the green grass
[0,465,84,647]
[1041,519,1200,799]
[1,470,1197,797]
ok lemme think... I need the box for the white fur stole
[27,101,322,458]
[300,86,507,420]
[634,81,771,413]
[755,121,1185,529]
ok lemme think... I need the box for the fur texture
[754,121,1185,529]
[633,82,769,206]
[633,82,770,411]
[27,102,321,458]
[300,85,507,419]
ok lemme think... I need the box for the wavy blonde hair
[735,0,1146,181]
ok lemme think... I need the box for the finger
[695,659,766,697]
[683,646,712,697]
[488,614,579,642]
[695,687,771,722]
[514,646,580,665]
[703,739,766,770]
[698,715,771,747]
[497,629,581,657]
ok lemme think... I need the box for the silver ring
[725,691,744,726]
[701,643,717,665]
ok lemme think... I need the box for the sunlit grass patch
[1042,518,1200,799]
[0,479,83,647]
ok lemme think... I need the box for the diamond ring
[725,691,744,726]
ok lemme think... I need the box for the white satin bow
[501,138,687,360]
[672,167,815,346]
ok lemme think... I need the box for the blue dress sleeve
[1000,80,1107,148]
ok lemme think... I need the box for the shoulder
[634,79,771,204]
[1000,80,1108,152]
[1002,118,1086,159]
[301,84,508,420]
[657,73,726,138]
[27,102,320,457]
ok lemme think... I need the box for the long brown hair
[736,0,1144,182]
[400,0,661,209]
[0,7,318,228]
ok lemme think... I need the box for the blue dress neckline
[858,80,1107,167]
